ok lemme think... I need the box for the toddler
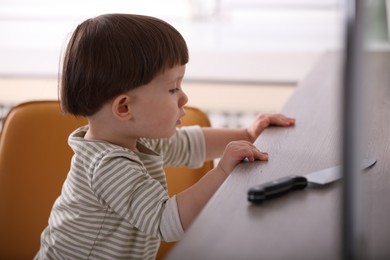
[36,13,295,259]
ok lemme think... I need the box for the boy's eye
[169,88,180,94]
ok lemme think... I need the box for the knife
[248,158,377,204]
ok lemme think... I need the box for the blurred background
[0,0,388,128]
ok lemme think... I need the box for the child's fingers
[244,145,268,162]
[227,141,268,162]
[252,148,268,161]
[284,117,296,126]
[270,115,296,126]
[221,142,268,174]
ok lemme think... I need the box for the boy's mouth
[177,112,186,125]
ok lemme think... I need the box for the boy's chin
[152,128,178,139]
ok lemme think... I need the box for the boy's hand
[217,141,268,176]
[246,113,295,142]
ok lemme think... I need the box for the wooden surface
[167,51,390,260]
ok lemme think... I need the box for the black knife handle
[248,176,308,203]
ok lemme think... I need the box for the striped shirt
[36,125,205,260]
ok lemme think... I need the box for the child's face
[128,65,188,139]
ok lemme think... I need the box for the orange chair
[0,100,213,259]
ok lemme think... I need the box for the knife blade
[248,158,377,204]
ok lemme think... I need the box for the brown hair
[60,13,189,116]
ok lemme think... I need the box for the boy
[36,13,295,259]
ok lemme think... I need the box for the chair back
[0,101,87,259]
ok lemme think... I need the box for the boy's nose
[179,90,188,107]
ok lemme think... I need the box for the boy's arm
[176,166,227,230]
[176,113,295,230]
[202,113,296,161]
[176,140,267,230]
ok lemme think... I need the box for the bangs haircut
[60,13,189,116]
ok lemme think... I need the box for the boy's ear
[112,94,132,121]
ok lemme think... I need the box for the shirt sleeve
[183,126,206,168]
[146,125,206,168]
[159,195,184,242]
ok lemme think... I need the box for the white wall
[0,0,343,83]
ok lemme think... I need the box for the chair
[0,100,213,259]
[0,101,87,259]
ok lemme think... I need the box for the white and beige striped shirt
[36,125,205,260]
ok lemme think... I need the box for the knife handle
[248,176,308,203]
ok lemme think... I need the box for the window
[0,0,342,82]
